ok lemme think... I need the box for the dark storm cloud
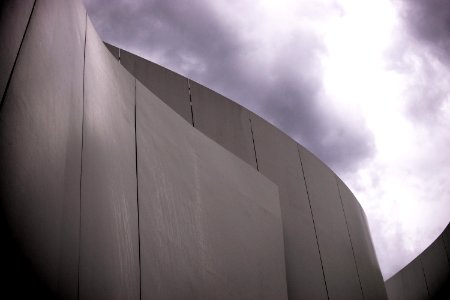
[83,0,375,173]
[391,0,450,123]
[397,0,450,64]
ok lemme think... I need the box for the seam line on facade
[248,114,259,171]
[297,145,330,300]
[336,177,365,300]
[0,0,37,111]
[134,78,142,300]
[187,79,195,127]
[78,10,88,300]
[419,257,431,299]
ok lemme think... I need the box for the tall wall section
[108,45,388,299]
[0,1,287,299]
[385,224,450,300]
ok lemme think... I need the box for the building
[0,0,447,299]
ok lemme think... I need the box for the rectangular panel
[299,145,363,300]
[402,257,429,300]
[337,178,388,300]
[189,80,257,168]
[136,81,288,300]
[0,0,35,101]
[443,224,450,265]
[104,41,120,60]
[421,235,450,297]
[386,254,439,300]
[386,257,428,300]
[79,19,140,300]
[120,49,192,123]
[249,112,327,299]
[0,0,85,298]
[441,224,450,298]
[385,274,403,300]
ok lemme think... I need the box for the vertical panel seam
[0,0,37,111]
[248,113,259,171]
[297,145,330,300]
[135,78,142,300]
[420,257,431,299]
[336,178,365,300]
[187,79,195,127]
[78,9,88,300]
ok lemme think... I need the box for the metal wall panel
[120,49,192,123]
[441,225,450,299]
[421,236,450,298]
[249,112,327,299]
[79,20,140,300]
[0,0,86,298]
[104,42,120,60]
[0,0,35,102]
[189,80,257,168]
[119,47,134,72]
[299,145,363,300]
[386,225,450,300]
[385,274,402,300]
[402,258,429,300]
[337,178,388,300]
[136,81,288,300]
[443,224,450,264]
[387,257,429,300]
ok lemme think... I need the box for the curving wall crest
[0,0,393,299]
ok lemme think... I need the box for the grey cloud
[405,61,449,123]
[84,0,375,174]
[388,0,450,124]
[396,0,450,65]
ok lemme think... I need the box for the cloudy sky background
[83,0,450,279]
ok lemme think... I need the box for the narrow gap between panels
[248,114,259,171]
[77,10,88,300]
[134,78,142,300]
[0,0,37,112]
[187,78,195,127]
[336,178,365,300]
[419,257,431,299]
[118,48,121,63]
[297,145,330,300]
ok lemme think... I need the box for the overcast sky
[83,0,450,279]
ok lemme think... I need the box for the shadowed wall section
[0,0,35,104]
[120,49,192,124]
[385,224,450,300]
[0,0,86,298]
